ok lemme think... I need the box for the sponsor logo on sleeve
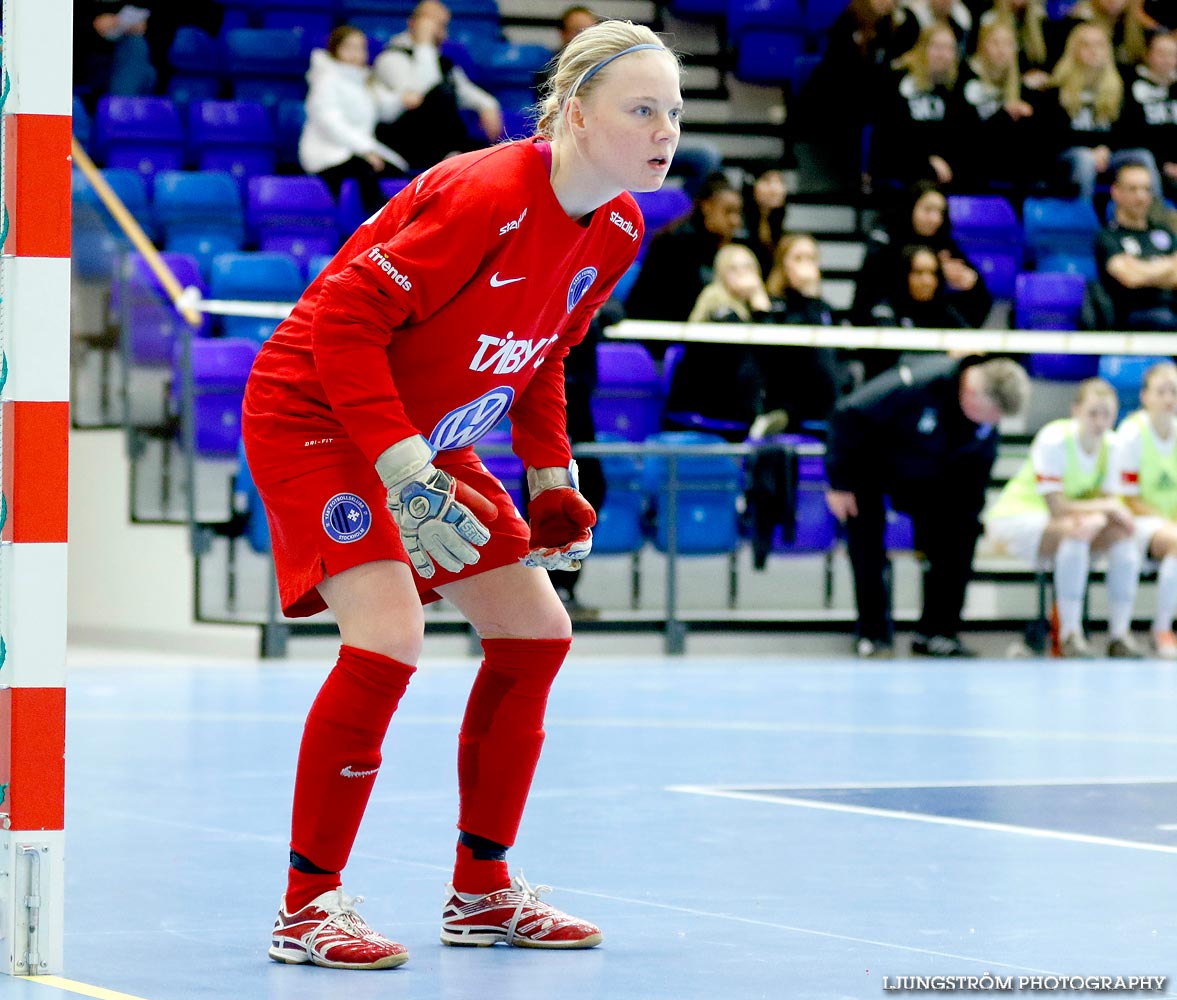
[366,247,413,289]
[499,207,528,236]
[609,210,640,241]
[429,387,516,451]
[567,266,598,312]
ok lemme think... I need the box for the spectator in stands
[535,6,599,97]
[826,355,1030,658]
[72,1,157,110]
[373,0,503,171]
[978,0,1051,85]
[866,24,965,202]
[1095,161,1177,328]
[1039,22,1160,204]
[1050,0,1150,68]
[1112,360,1177,658]
[143,2,223,93]
[892,0,974,57]
[796,0,904,196]
[300,26,407,217]
[625,172,744,323]
[955,20,1040,195]
[1117,30,1177,204]
[852,180,992,327]
[984,377,1142,658]
[742,167,789,277]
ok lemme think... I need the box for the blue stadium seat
[803,0,841,34]
[728,0,805,38]
[72,166,153,280]
[223,28,308,78]
[667,0,727,19]
[1036,252,1097,279]
[768,434,837,554]
[247,175,340,272]
[1098,354,1173,415]
[73,94,92,151]
[153,170,245,277]
[261,10,334,55]
[167,75,224,108]
[174,337,260,455]
[234,440,272,555]
[273,99,307,169]
[733,31,806,85]
[1025,354,1100,380]
[340,0,416,16]
[1022,197,1101,265]
[208,251,305,342]
[591,342,663,442]
[233,77,308,110]
[467,42,552,90]
[630,187,692,245]
[610,260,643,304]
[168,26,223,76]
[968,248,1020,300]
[948,194,1022,249]
[476,427,525,509]
[351,14,408,48]
[188,100,277,187]
[593,434,646,555]
[641,431,743,554]
[1014,271,1087,330]
[93,96,185,179]
[116,252,211,365]
[306,253,335,281]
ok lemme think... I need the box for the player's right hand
[376,436,497,579]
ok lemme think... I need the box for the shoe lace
[316,892,383,944]
[504,871,554,945]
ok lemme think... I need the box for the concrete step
[785,203,858,235]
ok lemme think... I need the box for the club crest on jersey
[366,247,413,289]
[499,207,528,236]
[609,210,639,241]
[567,267,597,312]
[429,387,515,451]
[470,331,556,373]
[322,493,372,543]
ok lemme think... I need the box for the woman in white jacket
[299,26,407,217]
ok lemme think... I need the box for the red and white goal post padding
[0,0,72,977]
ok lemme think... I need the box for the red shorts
[244,436,531,618]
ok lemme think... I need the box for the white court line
[670,784,1177,855]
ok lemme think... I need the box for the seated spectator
[373,0,503,172]
[1039,22,1160,204]
[1096,161,1177,329]
[1117,30,1177,204]
[300,26,407,217]
[866,24,965,202]
[978,0,1051,86]
[742,167,788,277]
[1049,0,1150,68]
[625,172,745,323]
[826,355,1030,658]
[534,4,598,98]
[892,0,974,58]
[852,180,992,327]
[795,0,905,196]
[73,1,157,110]
[984,377,1142,658]
[1113,360,1177,658]
[955,19,1039,195]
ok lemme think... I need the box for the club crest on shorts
[567,267,598,312]
[429,386,515,451]
[322,493,372,543]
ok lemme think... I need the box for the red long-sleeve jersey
[244,138,644,473]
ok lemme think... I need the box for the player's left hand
[522,465,596,571]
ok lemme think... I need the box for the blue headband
[572,43,665,96]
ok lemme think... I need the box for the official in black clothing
[825,355,1030,658]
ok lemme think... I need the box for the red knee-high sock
[453,637,569,893]
[286,644,415,910]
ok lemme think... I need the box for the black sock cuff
[289,850,338,875]
[458,830,509,861]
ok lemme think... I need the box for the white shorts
[983,512,1051,564]
[1134,515,1168,562]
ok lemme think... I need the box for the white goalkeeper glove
[376,435,497,579]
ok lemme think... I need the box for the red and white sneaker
[268,888,409,969]
[440,872,602,949]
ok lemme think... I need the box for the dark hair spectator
[625,172,745,323]
[741,167,788,276]
[1116,30,1177,203]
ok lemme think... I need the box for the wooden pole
[70,136,203,328]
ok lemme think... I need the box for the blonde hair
[765,233,819,298]
[976,358,1031,416]
[1143,360,1177,391]
[893,24,960,91]
[1049,22,1123,123]
[970,20,1023,105]
[688,244,765,323]
[536,20,679,139]
[1069,0,1148,64]
[984,0,1048,67]
[1073,376,1119,408]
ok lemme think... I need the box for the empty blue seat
[803,0,841,34]
[948,194,1022,249]
[261,10,334,54]
[352,15,409,48]
[1023,197,1100,264]
[641,431,743,554]
[208,251,304,342]
[594,435,646,555]
[476,428,525,509]
[341,0,416,15]
[93,96,185,179]
[1098,354,1172,415]
[630,187,692,243]
[174,337,260,455]
[168,26,223,75]
[1025,354,1100,380]
[72,166,153,280]
[234,440,272,555]
[468,42,552,90]
[591,342,663,442]
[188,101,277,185]
[167,75,224,108]
[73,94,92,151]
[734,31,806,85]
[668,0,727,18]
[247,175,339,272]
[116,252,210,365]
[1036,252,1097,279]
[223,28,308,78]
[274,99,307,168]
[233,77,308,110]
[968,248,1020,300]
[728,0,805,39]
[153,170,246,277]
[1014,271,1087,330]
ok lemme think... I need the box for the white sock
[1154,554,1177,635]
[1054,537,1090,638]
[1105,537,1141,639]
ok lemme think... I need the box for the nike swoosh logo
[490,272,525,287]
[340,765,380,778]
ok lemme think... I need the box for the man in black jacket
[825,355,1030,658]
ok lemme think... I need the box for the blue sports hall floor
[12,644,1177,1000]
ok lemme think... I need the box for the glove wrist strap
[526,463,576,499]
[376,435,435,489]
